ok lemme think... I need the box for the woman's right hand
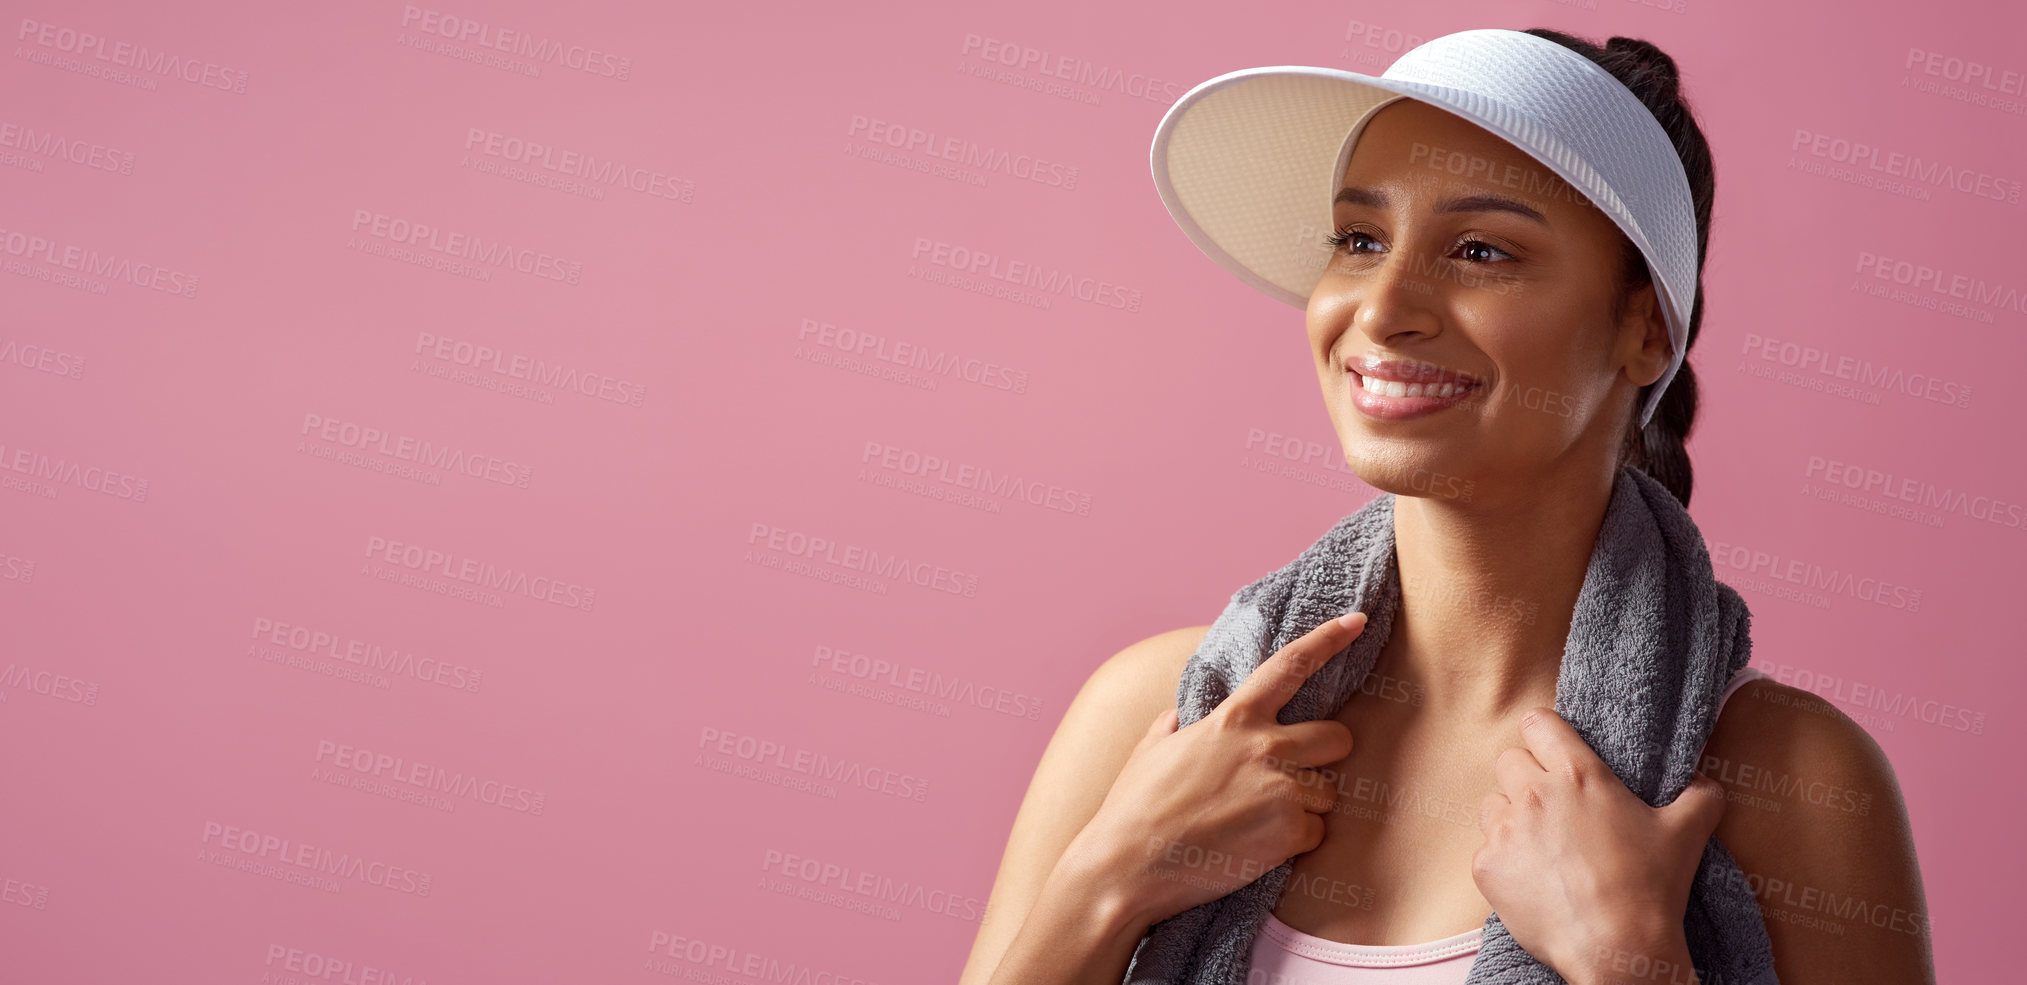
[1064,612,1367,926]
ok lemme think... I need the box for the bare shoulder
[1089,623,1212,709]
[956,625,1211,985]
[1698,677,1936,984]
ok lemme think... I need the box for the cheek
[1495,359,1610,427]
[1306,293,1347,346]
[1480,334,1594,424]
[1305,319,1344,366]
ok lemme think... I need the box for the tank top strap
[1716,665,1771,720]
[1698,665,1772,764]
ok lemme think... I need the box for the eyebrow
[1333,186,1549,227]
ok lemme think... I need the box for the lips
[1355,373,1478,399]
[1342,353,1484,420]
[1346,354,1482,395]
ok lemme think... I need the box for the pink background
[3,0,2020,981]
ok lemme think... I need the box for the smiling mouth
[1353,373,1479,399]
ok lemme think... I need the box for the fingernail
[1337,611,1365,629]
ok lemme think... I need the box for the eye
[1322,227,1515,264]
[1453,238,1514,263]
[1321,225,1383,255]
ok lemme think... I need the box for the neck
[1383,463,1620,719]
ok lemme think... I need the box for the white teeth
[1359,375,1470,398]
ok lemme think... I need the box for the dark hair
[1523,28,1714,509]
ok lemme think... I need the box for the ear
[1616,280,1672,389]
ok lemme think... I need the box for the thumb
[1659,773,1727,837]
[1132,706,1179,757]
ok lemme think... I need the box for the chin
[1339,438,1481,505]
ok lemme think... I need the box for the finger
[1132,707,1178,757]
[1477,790,1509,832]
[1250,759,1338,815]
[1300,811,1328,855]
[1227,612,1367,719]
[1492,745,1546,798]
[1256,750,1345,811]
[1659,773,1728,837]
[1273,719,1356,770]
[1516,705,1600,774]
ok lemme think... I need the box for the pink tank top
[1244,665,1771,983]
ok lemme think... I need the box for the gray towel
[1122,465,1779,985]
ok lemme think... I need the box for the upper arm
[956,625,1210,985]
[1698,679,1936,985]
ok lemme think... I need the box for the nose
[1340,248,1444,349]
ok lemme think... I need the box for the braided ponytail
[1524,29,1716,508]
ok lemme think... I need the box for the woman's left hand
[1472,706,1726,985]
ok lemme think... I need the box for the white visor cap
[1149,28,1699,429]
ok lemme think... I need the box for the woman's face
[1308,99,1673,503]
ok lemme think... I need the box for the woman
[958,28,1933,985]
